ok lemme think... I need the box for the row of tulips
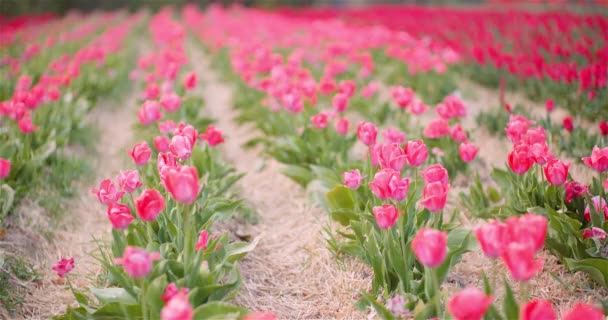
[0,12,143,224]
[57,9,273,320]
[189,5,607,319]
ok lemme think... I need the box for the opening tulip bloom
[332,93,348,112]
[114,246,160,278]
[370,143,407,172]
[506,213,547,252]
[173,123,198,145]
[450,124,467,143]
[419,181,449,212]
[562,303,605,320]
[474,220,508,258]
[368,168,410,202]
[372,204,399,229]
[160,292,193,320]
[106,203,134,229]
[163,166,200,204]
[436,94,467,120]
[342,169,364,189]
[116,170,142,193]
[357,121,378,146]
[447,287,493,320]
[458,142,479,163]
[582,146,608,172]
[520,299,556,320]
[543,159,570,186]
[91,179,125,205]
[129,142,152,166]
[411,228,447,268]
[404,140,428,167]
[52,257,74,278]
[199,125,224,146]
[565,181,589,202]
[582,227,607,241]
[135,189,166,222]
[0,158,11,179]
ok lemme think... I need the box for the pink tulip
[520,299,556,320]
[422,164,449,185]
[342,169,364,189]
[505,114,533,143]
[458,142,479,163]
[163,166,200,204]
[501,242,543,281]
[160,93,181,112]
[409,99,428,115]
[450,124,468,143]
[545,99,554,112]
[106,202,134,229]
[419,181,449,212]
[115,246,160,278]
[447,287,493,320]
[529,142,552,165]
[584,196,608,221]
[310,112,329,129]
[173,123,198,145]
[334,117,349,135]
[357,121,378,146]
[508,142,533,175]
[506,213,547,252]
[423,118,450,139]
[138,100,162,125]
[390,86,414,108]
[0,158,10,179]
[154,136,171,152]
[371,143,407,172]
[404,140,428,167]
[373,204,399,229]
[474,220,508,258]
[18,114,37,133]
[332,93,349,112]
[144,83,159,99]
[199,125,224,146]
[338,80,356,97]
[91,179,125,204]
[161,292,193,320]
[368,168,410,202]
[161,283,189,304]
[582,227,607,241]
[361,82,378,98]
[543,159,570,186]
[562,116,574,132]
[411,228,447,268]
[51,257,74,278]
[382,127,406,145]
[436,94,467,120]
[562,303,605,320]
[135,189,166,222]
[170,135,193,161]
[116,170,142,193]
[158,120,177,134]
[583,146,608,172]
[129,142,152,166]
[183,71,197,90]
[195,230,210,250]
[565,181,588,202]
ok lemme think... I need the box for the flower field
[1,3,607,320]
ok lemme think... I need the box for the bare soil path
[188,42,372,319]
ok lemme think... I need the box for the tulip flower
[582,146,608,172]
[91,179,125,204]
[390,86,414,108]
[562,303,605,320]
[144,83,159,99]
[357,121,378,146]
[361,82,378,98]
[508,143,533,175]
[371,143,407,172]
[372,204,399,229]
[116,170,142,193]
[18,114,37,133]
[565,181,589,202]
[170,134,193,160]
[582,227,607,241]
[583,196,608,221]
[411,228,447,268]
[159,120,177,134]
[403,140,428,167]
[161,283,189,304]
[334,118,349,135]
[600,121,608,136]
[423,118,450,139]
[138,100,162,125]
[422,164,449,185]
[310,112,329,129]
[543,159,570,186]
[458,142,479,163]
[199,125,224,146]
[342,169,364,189]
[436,94,467,120]
[0,158,11,179]
[160,93,181,112]
[135,189,166,222]
[332,93,348,112]
[447,287,493,320]
[106,203,134,229]
[382,127,406,145]
[450,124,468,143]
[163,166,200,204]
[409,99,428,115]
[505,115,532,143]
[474,220,508,258]
[419,181,449,212]
[183,71,197,90]
[160,292,193,320]
[562,116,573,132]
[52,257,74,278]
[114,246,160,278]
[368,168,410,201]
[173,123,198,145]
[506,213,547,252]
[545,99,554,112]
[195,230,210,251]
[154,135,171,152]
[501,242,544,281]
[520,299,556,320]
[129,142,152,166]
[338,80,356,97]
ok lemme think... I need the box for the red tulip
[411,228,447,268]
[508,143,533,175]
[91,179,125,204]
[129,142,152,166]
[199,125,224,146]
[161,292,193,320]
[357,121,378,146]
[135,189,166,222]
[474,220,508,258]
[334,117,349,135]
[310,112,329,129]
[173,123,198,145]
[368,168,410,202]
[458,142,479,163]
[390,86,414,108]
[582,227,607,241]
[423,118,450,139]
[338,80,356,97]
[153,135,170,152]
[520,299,556,320]
[52,257,74,278]
[163,166,200,204]
[106,203,134,229]
[545,99,554,112]
[562,303,605,320]
[501,242,544,281]
[419,181,449,212]
[599,121,608,136]
[447,287,493,320]
[505,114,532,143]
[404,140,428,167]
[18,113,37,133]
[0,158,11,179]
[543,159,570,186]
[342,169,364,189]
[582,146,608,172]
[372,204,399,229]
[144,83,160,100]
[436,94,467,120]
[562,116,573,132]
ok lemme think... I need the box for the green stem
[432,268,442,318]
[183,204,193,270]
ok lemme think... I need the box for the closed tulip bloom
[342,169,364,189]
[373,204,399,229]
[584,196,608,221]
[447,287,493,320]
[404,140,428,167]
[310,112,329,129]
[543,159,570,186]
[382,127,406,145]
[412,228,447,268]
[390,86,414,108]
[562,116,573,132]
[600,121,608,136]
[565,181,588,202]
[583,146,608,172]
[338,80,356,97]
[173,123,198,145]
[114,246,160,278]
[436,94,467,120]
[170,135,193,160]
[18,114,37,133]
[138,100,162,125]
[582,227,607,241]
[520,299,556,320]
[409,99,428,115]
[154,135,170,152]
[562,303,605,320]
[545,99,555,112]
[161,292,193,320]
[357,121,378,146]
[422,164,448,185]
[506,213,547,252]
[92,179,125,204]
[508,143,533,175]
[0,158,11,179]
[474,220,508,258]
[135,189,165,222]
[52,257,74,278]
[163,166,200,204]
[160,93,181,113]
[459,142,479,163]
[368,168,410,202]
[423,118,450,139]
[334,117,349,135]
[505,115,532,143]
[361,82,378,98]
[183,71,197,90]
[419,181,449,212]
[332,93,349,112]
[199,125,224,146]
[450,124,468,143]
[371,143,407,172]
[116,170,142,193]
[106,203,134,229]
[195,230,210,251]
[129,142,152,166]
[501,242,543,281]
[144,83,159,99]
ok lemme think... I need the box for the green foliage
[0,255,40,315]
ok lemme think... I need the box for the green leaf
[91,302,141,318]
[564,258,608,288]
[503,279,519,320]
[355,291,396,320]
[225,236,260,263]
[191,302,248,320]
[90,287,137,305]
[281,164,314,186]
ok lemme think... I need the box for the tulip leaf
[281,164,314,187]
[226,236,260,263]
[191,302,248,320]
[355,291,397,320]
[503,279,519,320]
[564,258,608,288]
[326,186,357,226]
[91,302,141,318]
[90,287,137,305]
